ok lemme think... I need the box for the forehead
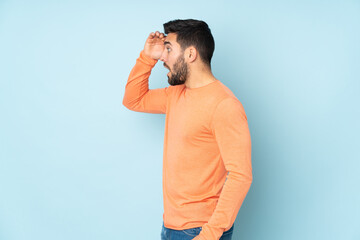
[164,33,179,47]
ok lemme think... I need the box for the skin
[143,31,218,88]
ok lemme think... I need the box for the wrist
[140,50,158,66]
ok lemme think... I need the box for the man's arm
[123,31,168,113]
[194,97,253,240]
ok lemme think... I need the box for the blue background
[1,0,359,239]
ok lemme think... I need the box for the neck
[185,66,217,89]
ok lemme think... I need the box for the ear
[185,46,197,63]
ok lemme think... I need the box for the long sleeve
[194,97,253,240]
[122,50,169,114]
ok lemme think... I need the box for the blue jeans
[161,222,234,240]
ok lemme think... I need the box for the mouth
[165,66,171,75]
[163,63,170,70]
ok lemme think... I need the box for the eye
[166,47,171,52]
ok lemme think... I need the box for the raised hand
[143,31,166,60]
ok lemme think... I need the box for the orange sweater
[123,50,253,240]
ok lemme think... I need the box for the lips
[163,63,170,70]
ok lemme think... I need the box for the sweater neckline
[184,79,220,91]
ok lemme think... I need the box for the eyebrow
[164,41,172,46]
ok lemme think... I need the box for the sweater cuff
[196,224,224,240]
[139,50,158,66]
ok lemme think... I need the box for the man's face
[160,33,189,86]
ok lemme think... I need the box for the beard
[166,55,189,86]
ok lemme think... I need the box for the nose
[160,49,167,62]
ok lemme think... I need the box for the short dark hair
[163,19,215,68]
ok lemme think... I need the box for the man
[123,19,252,240]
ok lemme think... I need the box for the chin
[167,77,174,86]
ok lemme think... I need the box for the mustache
[163,63,170,70]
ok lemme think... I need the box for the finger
[149,32,155,38]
